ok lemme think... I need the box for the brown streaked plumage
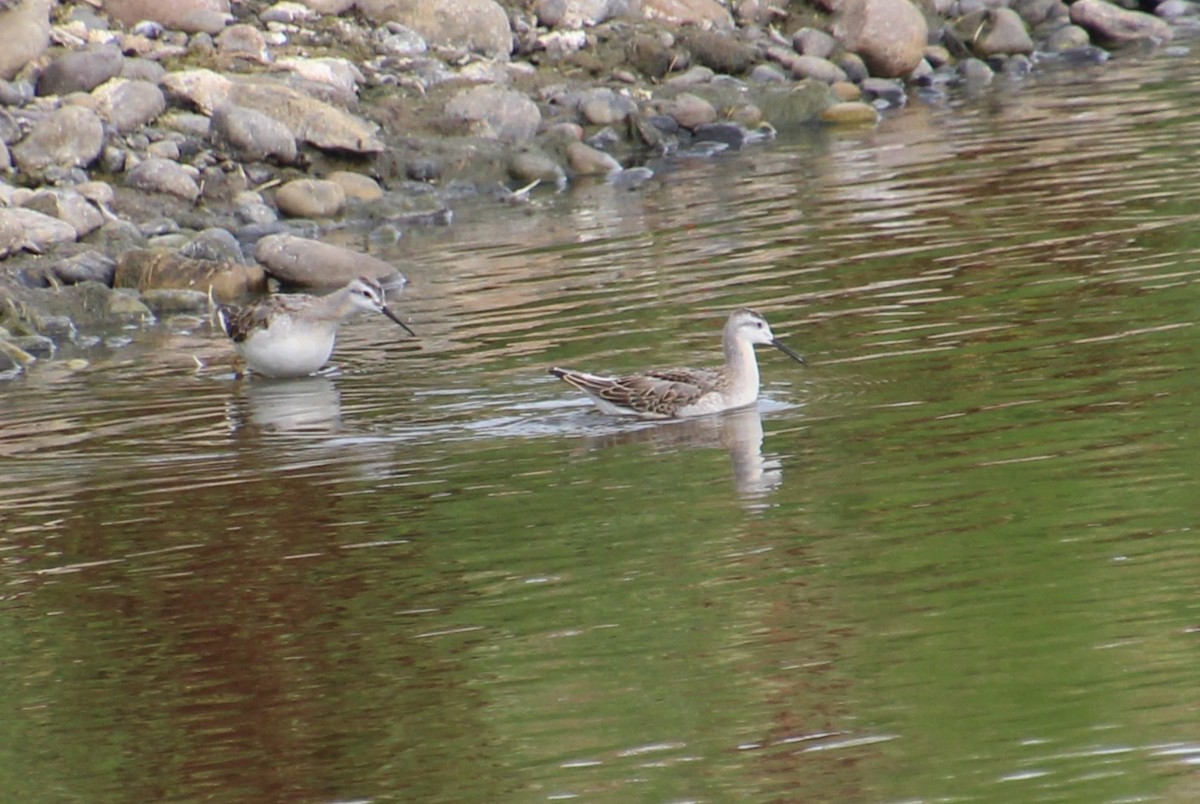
[216,276,414,378]
[549,308,805,419]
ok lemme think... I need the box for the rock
[103,0,230,34]
[122,58,168,84]
[126,158,201,202]
[230,78,384,154]
[790,55,849,83]
[445,86,541,142]
[211,104,298,163]
[0,340,35,374]
[756,82,837,127]
[37,46,124,96]
[93,79,167,134]
[108,290,155,322]
[0,0,51,81]
[627,32,676,79]
[1068,0,1172,43]
[216,24,270,62]
[0,142,10,172]
[566,140,621,175]
[508,146,567,187]
[793,27,837,59]
[11,106,105,175]
[0,109,19,145]
[659,92,717,129]
[141,288,211,314]
[749,63,788,83]
[643,0,734,28]
[358,0,513,60]
[277,57,363,101]
[274,178,347,218]
[956,9,1035,56]
[22,189,103,238]
[1013,0,1066,26]
[1044,24,1091,51]
[579,88,636,125]
[861,77,906,107]
[833,0,928,78]
[253,233,401,288]
[682,29,757,74]
[113,249,266,301]
[295,0,355,13]
[181,227,244,263]
[819,101,880,124]
[328,171,383,202]
[958,57,995,83]
[535,0,641,27]
[664,65,714,88]
[0,207,77,256]
[168,72,369,154]
[693,121,769,149]
[46,251,115,285]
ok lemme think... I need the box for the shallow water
[5,48,1200,802]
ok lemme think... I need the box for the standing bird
[549,308,806,419]
[216,276,415,378]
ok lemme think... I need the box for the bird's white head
[727,308,806,364]
[347,277,388,314]
[346,276,416,337]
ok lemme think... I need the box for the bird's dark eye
[756,321,764,328]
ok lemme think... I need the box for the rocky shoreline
[0,0,1188,378]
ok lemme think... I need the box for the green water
[4,53,1200,802]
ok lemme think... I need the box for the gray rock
[445,85,541,142]
[358,0,513,60]
[682,29,758,75]
[103,0,230,34]
[793,27,837,59]
[236,201,278,225]
[141,288,210,314]
[659,93,717,130]
[11,106,105,174]
[230,78,384,154]
[215,23,270,62]
[749,63,789,83]
[861,77,906,107]
[790,55,849,83]
[0,141,9,172]
[578,88,636,125]
[375,24,428,56]
[22,189,104,238]
[1069,0,1172,42]
[0,78,33,106]
[94,78,167,134]
[253,233,401,288]
[0,108,19,144]
[835,51,870,83]
[181,227,244,262]
[0,207,77,256]
[0,0,51,81]
[1013,0,1067,26]
[49,250,116,284]
[126,157,201,202]
[211,104,298,163]
[37,46,124,96]
[274,178,347,218]
[956,8,1035,56]
[121,57,167,84]
[509,146,567,187]
[958,57,995,84]
[756,82,838,127]
[832,0,928,78]
[565,140,621,175]
[535,0,641,27]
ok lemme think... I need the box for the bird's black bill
[381,306,416,337]
[771,339,806,365]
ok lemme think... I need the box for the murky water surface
[5,50,1200,802]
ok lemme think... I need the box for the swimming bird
[216,276,415,378]
[549,308,805,419]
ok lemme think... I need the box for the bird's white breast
[237,316,337,378]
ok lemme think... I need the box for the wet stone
[126,158,201,202]
[37,46,124,96]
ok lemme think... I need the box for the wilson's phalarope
[216,276,415,378]
[549,308,806,419]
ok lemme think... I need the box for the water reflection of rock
[579,406,783,500]
[231,375,343,434]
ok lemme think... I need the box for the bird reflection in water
[228,375,343,434]
[566,405,784,501]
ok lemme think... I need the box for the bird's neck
[723,330,760,390]
[313,287,357,322]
